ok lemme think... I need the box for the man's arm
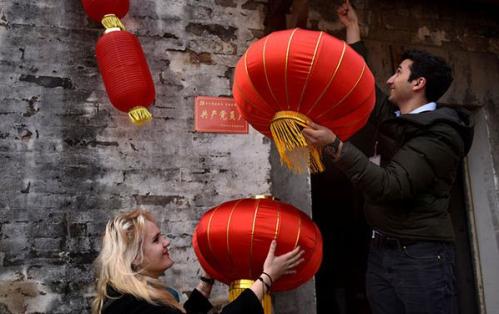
[337,2,360,44]
[302,122,462,203]
[337,2,396,131]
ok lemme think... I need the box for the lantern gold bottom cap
[128,106,152,125]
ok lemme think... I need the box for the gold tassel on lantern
[101,14,126,30]
[229,280,272,314]
[270,110,324,174]
[128,106,153,125]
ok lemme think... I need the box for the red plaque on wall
[194,96,248,133]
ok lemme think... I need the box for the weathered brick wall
[2,0,499,313]
[0,1,272,313]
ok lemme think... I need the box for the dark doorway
[449,163,479,314]
[311,131,373,314]
[312,146,479,314]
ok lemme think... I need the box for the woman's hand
[247,241,304,301]
[262,240,305,283]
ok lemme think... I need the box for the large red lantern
[192,196,323,292]
[96,29,155,124]
[81,0,129,24]
[233,28,375,173]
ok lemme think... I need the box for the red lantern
[233,28,375,173]
[192,196,323,292]
[81,0,129,24]
[96,29,155,124]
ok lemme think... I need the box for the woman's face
[140,220,174,278]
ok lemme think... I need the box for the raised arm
[337,1,360,44]
[302,121,463,203]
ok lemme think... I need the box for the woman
[92,209,305,314]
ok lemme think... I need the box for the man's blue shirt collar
[395,102,437,117]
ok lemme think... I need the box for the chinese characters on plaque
[194,96,248,134]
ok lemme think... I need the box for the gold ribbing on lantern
[128,106,152,125]
[270,110,325,174]
[229,280,272,314]
[101,14,126,30]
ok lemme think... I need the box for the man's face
[140,220,174,278]
[386,59,415,105]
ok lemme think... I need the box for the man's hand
[337,1,360,43]
[302,121,337,147]
[337,1,358,27]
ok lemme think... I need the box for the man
[303,3,474,314]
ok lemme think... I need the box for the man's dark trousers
[366,238,457,314]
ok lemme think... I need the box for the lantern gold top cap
[102,14,126,31]
[103,27,121,34]
[229,279,255,289]
[252,194,277,200]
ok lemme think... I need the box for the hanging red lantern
[81,0,129,24]
[192,196,323,292]
[96,28,155,124]
[233,28,375,173]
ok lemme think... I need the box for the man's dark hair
[401,50,453,102]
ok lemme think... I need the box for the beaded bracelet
[258,277,271,293]
[199,276,215,285]
[261,272,273,286]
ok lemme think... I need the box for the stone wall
[0,1,272,313]
[1,0,499,313]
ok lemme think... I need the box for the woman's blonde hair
[92,209,184,314]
